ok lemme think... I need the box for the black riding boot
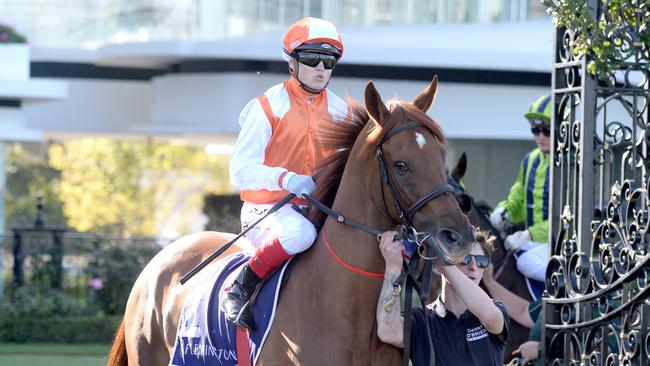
[222,263,262,330]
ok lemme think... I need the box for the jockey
[223,17,348,330]
[489,94,552,283]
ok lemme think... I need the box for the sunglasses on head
[294,52,338,70]
[458,254,491,269]
[531,127,551,137]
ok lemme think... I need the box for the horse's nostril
[440,228,462,245]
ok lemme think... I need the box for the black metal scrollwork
[546,0,649,364]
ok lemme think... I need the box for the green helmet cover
[524,94,552,125]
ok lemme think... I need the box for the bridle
[307,120,459,264]
[375,121,458,265]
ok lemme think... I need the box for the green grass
[0,343,110,366]
[0,354,106,366]
[0,343,110,355]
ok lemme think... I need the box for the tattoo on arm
[377,273,404,346]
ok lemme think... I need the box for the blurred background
[0,0,553,362]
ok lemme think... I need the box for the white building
[1,0,554,220]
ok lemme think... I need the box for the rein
[306,194,383,236]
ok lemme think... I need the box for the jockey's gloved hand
[285,174,316,198]
[505,230,531,251]
[489,206,507,230]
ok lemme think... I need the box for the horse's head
[363,76,475,263]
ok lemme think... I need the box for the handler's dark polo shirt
[409,297,509,366]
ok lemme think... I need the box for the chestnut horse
[108,77,475,366]
[448,153,533,361]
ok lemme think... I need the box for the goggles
[527,118,549,127]
[458,254,491,269]
[531,127,551,137]
[294,52,338,70]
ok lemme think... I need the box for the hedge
[0,316,121,343]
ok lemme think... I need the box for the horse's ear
[365,81,390,126]
[451,152,467,182]
[412,75,439,113]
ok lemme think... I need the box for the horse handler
[223,17,348,330]
[376,229,509,365]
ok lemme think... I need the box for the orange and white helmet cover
[282,17,344,61]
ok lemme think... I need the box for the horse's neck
[326,170,393,273]
[299,166,392,309]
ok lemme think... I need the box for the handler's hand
[519,340,540,365]
[378,231,403,273]
[482,263,495,284]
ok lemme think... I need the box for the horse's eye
[393,161,409,173]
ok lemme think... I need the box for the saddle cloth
[169,252,290,366]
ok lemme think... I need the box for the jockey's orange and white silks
[230,76,347,205]
[230,75,346,261]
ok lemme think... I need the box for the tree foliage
[545,0,650,79]
[5,143,65,229]
[48,138,232,237]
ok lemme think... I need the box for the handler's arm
[481,264,534,328]
[438,264,504,334]
[376,231,405,348]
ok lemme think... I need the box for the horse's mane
[308,98,367,225]
[308,97,448,227]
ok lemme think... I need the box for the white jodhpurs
[240,201,317,255]
[516,242,549,282]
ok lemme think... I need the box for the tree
[545,0,650,78]
[48,138,233,237]
[5,143,65,229]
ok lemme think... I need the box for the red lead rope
[322,229,384,279]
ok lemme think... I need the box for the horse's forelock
[374,102,448,148]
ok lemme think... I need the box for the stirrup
[234,302,256,330]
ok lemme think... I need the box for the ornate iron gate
[545,0,649,364]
